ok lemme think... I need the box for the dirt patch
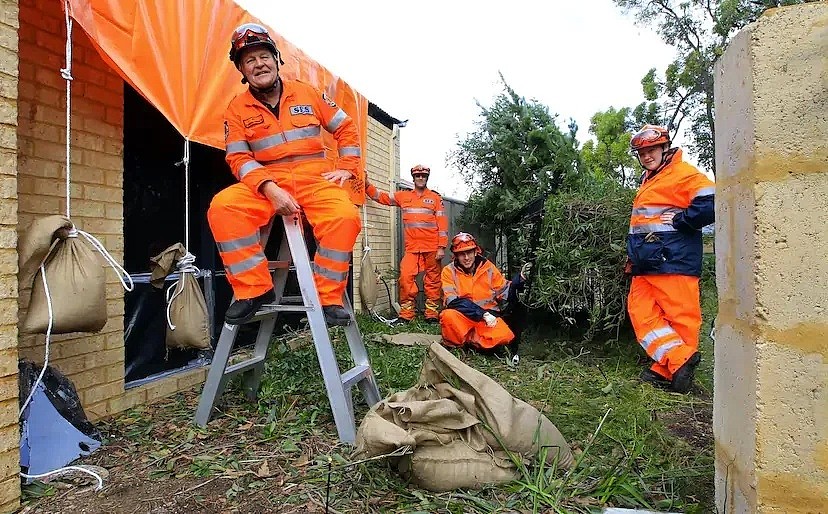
[661,399,713,450]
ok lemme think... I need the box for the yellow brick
[176,368,208,391]
[0,349,15,378]
[0,450,18,485]
[16,156,61,179]
[144,376,182,403]
[0,229,14,253]
[0,2,19,31]
[81,380,123,406]
[0,48,16,78]
[50,335,107,361]
[104,203,123,220]
[51,347,121,376]
[0,125,14,151]
[84,400,111,421]
[0,376,16,405]
[70,199,105,218]
[0,479,19,512]
[105,331,122,350]
[0,401,13,428]
[83,184,121,203]
[0,425,16,454]
[0,299,14,326]
[108,387,146,414]
[0,150,15,176]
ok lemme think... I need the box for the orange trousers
[439,309,514,349]
[207,170,360,306]
[627,275,701,380]
[399,251,441,320]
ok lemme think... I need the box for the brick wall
[0,0,19,510]
[353,117,400,312]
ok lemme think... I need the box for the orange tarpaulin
[66,0,368,203]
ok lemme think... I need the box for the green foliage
[613,0,821,175]
[449,74,581,235]
[528,181,635,341]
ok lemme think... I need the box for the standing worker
[208,23,362,327]
[365,165,448,323]
[626,124,715,393]
[440,232,530,365]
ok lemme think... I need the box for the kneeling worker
[439,232,529,364]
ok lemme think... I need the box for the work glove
[520,262,533,280]
[482,312,497,328]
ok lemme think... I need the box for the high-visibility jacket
[224,79,362,193]
[627,149,715,276]
[365,183,448,252]
[441,257,513,317]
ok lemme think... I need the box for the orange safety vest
[441,258,511,313]
[365,184,448,252]
[223,79,362,192]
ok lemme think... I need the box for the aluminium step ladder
[194,215,381,444]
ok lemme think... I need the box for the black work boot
[640,368,670,388]
[323,305,351,327]
[225,289,276,325]
[670,352,701,394]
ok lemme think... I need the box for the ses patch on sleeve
[224,120,229,142]
[321,92,338,108]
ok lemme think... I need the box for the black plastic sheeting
[19,360,102,477]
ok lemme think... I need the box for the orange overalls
[365,184,448,320]
[626,149,715,380]
[208,79,362,306]
[439,258,514,349]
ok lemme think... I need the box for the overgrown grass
[24,268,717,513]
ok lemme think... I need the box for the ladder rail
[194,215,381,444]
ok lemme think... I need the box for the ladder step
[246,304,312,323]
[341,364,372,389]
[225,355,266,377]
[267,260,292,270]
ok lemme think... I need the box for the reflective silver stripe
[652,340,684,362]
[249,125,321,152]
[640,326,678,351]
[442,286,458,295]
[445,295,458,304]
[326,109,347,132]
[629,223,677,234]
[405,221,438,229]
[226,140,251,154]
[631,205,678,217]
[694,186,715,197]
[238,160,264,178]
[338,146,361,157]
[216,232,261,253]
[312,262,349,282]
[261,151,326,166]
[389,193,398,206]
[438,231,448,238]
[496,282,510,298]
[403,208,433,215]
[435,211,445,216]
[226,251,266,275]
[369,188,382,201]
[316,245,351,263]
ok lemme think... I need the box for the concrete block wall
[0,0,20,510]
[713,3,828,512]
[353,116,400,313]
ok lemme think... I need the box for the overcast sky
[236,0,680,200]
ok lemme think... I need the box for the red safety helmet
[229,23,282,66]
[410,164,431,178]
[450,232,480,254]
[630,124,670,151]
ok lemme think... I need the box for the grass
[23,263,717,513]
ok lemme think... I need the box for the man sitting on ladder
[208,23,362,327]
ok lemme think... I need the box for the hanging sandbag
[149,243,210,350]
[19,216,107,334]
[359,248,378,311]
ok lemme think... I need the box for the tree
[449,74,580,234]
[614,0,820,176]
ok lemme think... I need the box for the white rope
[164,252,199,330]
[60,1,73,218]
[183,139,190,251]
[70,228,134,291]
[21,465,104,491]
[18,2,109,492]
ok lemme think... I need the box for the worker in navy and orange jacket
[626,124,715,393]
[208,23,362,327]
[365,165,448,322]
[440,232,530,366]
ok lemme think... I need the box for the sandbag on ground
[356,342,573,491]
